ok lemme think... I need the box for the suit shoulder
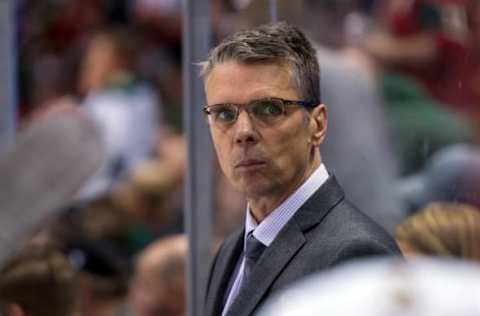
[314,199,401,256]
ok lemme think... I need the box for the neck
[248,157,321,223]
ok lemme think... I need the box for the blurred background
[1,0,480,315]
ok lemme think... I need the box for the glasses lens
[209,105,237,125]
[251,99,284,123]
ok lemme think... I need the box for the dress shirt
[221,164,329,315]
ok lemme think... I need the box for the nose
[233,110,259,145]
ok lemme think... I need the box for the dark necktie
[221,232,267,313]
[243,232,266,281]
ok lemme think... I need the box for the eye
[212,106,237,123]
[253,100,283,117]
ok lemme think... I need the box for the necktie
[243,232,266,281]
[221,232,267,314]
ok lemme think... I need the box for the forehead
[205,61,298,105]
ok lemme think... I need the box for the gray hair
[200,22,321,104]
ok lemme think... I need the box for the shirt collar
[245,163,329,248]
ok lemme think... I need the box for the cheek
[266,131,309,166]
[212,135,233,174]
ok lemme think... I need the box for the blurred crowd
[2,0,480,315]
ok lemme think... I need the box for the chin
[234,181,275,199]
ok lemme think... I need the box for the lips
[235,159,266,169]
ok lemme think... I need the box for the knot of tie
[243,232,266,280]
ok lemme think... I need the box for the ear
[309,103,327,147]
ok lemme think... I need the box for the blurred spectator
[364,0,480,118]
[132,0,181,44]
[78,28,163,200]
[396,202,480,260]
[364,0,440,67]
[73,243,130,316]
[48,194,134,256]
[129,234,187,316]
[397,144,480,212]
[153,130,186,185]
[50,195,133,316]
[0,244,78,316]
[113,147,185,250]
[382,73,472,174]
[358,0,479,173]
[17,0,106,117]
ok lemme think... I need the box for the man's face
[205,61,326,201]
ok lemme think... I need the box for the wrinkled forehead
[203,53,294,76]
[204,61,301,105]
[203,59,298,91]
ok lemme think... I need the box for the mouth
[235,159,266,170]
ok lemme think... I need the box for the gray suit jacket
[204,176,400,316]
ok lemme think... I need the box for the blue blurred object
[397,144,480,213]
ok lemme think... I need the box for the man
[0,244,78,316]
[201,22,400,316]
[129,235,187,316]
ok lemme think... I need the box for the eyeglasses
[203,97,318,129]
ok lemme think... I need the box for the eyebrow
[208,97,281,107]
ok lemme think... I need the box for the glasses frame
[202,97,318,128]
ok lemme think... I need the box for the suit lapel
[294,175,345,231]
[205,229,244,316]
[225,176,344,316]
